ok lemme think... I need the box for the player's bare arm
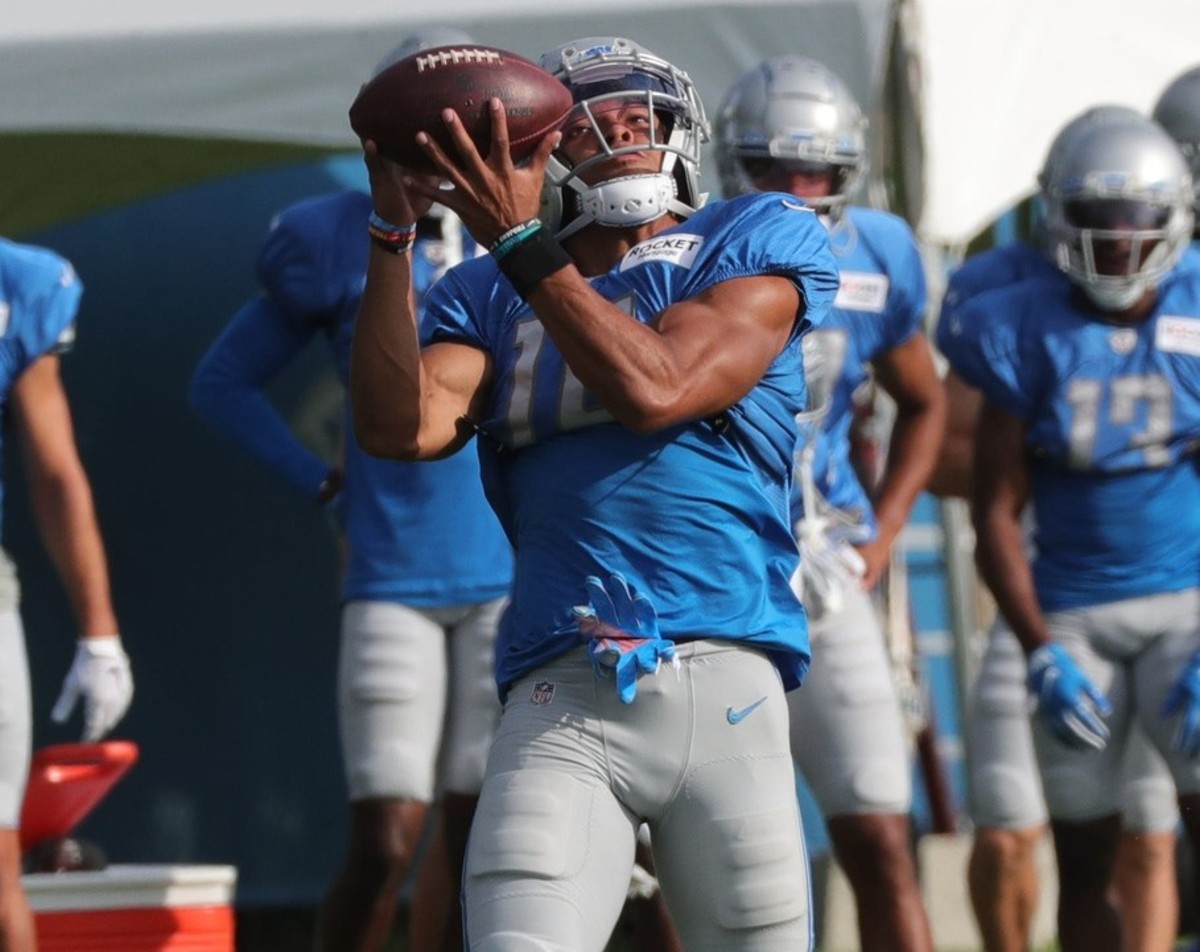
[925,369,983,499]
[351,141,495,461]
[11,354,119,637]
[530,270,799,432]
[970,399,1050,656]
[410,99,802,432]
[857,332,946,585]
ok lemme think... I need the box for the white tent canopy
[897,0,1200,245]
[3,0,1199,245]
[0,2,890,146]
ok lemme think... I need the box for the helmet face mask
[714,56,866,215]
[1040,111,1194,312]
[537,37,710,239]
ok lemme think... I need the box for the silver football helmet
[1039,110,1193,311]
[714,56,866,214]
[537,37,710,240]
[1153,65,1200,220]
[1030,105,1143,250]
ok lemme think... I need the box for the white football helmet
[714,56,866,215]
[1039,110,1193,311]
[537,37,709,240]
[1153,65,1200,221]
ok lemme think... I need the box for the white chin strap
[583,173,676,228]
[1081,278,1150,312]
[557,173,681,240]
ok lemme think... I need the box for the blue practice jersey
[945,263,1200,611]
[190,191,513,607]
[424,192,839,695]
[797,207,927,536]
[936,240,1059,356]
[0,239,81,538]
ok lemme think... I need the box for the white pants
[968,617,1178,831]
[337,598,504,801]
[789,586,913,817]
[1033,588,1200,823]
[0,609,30,828]
[465,641,812,952]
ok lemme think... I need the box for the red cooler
[26,864,237,951]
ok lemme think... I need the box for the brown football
[349,45,574,172]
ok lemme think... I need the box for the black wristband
[494,227,572,298]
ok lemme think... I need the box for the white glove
[51,636,133,742]
[790,517,867,617]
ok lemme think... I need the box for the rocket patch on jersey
[1156,316,1200,356]
[834,271,889,313]
[619,234,704,272]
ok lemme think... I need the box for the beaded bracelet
[494,226,572,298]
[367,212,417,255]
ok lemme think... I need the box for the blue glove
[1026,643,1112,751]
[574,574,678,704]
[1162,649,1200,757]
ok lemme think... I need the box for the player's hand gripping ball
[349,44,573,171]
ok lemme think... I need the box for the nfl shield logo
[530,681,556,706]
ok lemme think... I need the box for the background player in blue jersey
[350,34,838,952]
[0,238,133,952]
[955,110,1200,952]
[1152,67,1200,952]
[933,105,1187,952]
[714,55,944,952]
[190,30,514,952]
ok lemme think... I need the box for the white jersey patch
[620,234,704,272]
[834,271,889,313]
[0,303,9,338]
[1156,315,1200,356]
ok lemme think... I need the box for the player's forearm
[925,432,973,498]
[527,268,687,431]
[927,371,983,499]
[190,299,331,496]
[350,249,426,457]
[29,470,119,637]
[528,271,791,433]
[971,508,1050,656]
[192,378,330,497]
[871,402,946,547]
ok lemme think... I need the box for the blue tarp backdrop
[13,155,369,905]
